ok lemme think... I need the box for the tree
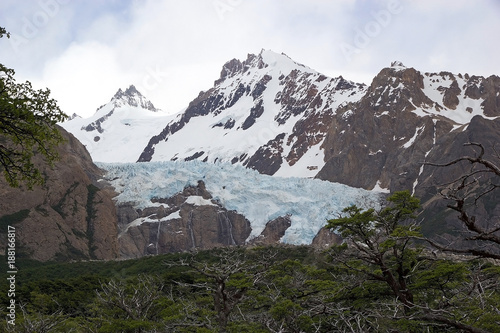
[424,142,500,260]
[255,258,339,333]
[325,191,499,333]
[165,247,278,332]
[326,191,421,312]
[93,274,165,332]
[0,27,67,188]
[12,304,66,333]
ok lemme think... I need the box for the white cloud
[39,41,130,116]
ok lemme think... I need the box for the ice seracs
[99,160,384,245]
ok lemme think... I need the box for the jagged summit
[259,49,310,70]
[216,49,315,85]
[67,113,81,121]
[110,84,160,112]
[390,60,406,69]
[112,85,140,100]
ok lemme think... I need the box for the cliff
[0,127,118,261]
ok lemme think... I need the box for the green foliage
[0,244,499,332]
[326,191,500,332]
[327,205,377,239]
[86,183,100,258]
[0,27,68,188]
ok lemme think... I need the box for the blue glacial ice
[98,160,384,245]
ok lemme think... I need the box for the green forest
[1,192,499,333]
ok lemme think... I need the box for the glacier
[99,160,384,245]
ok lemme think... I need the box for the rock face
[316,66,500,239]
[117,180,344,258]
[414,116,500,247]
[317,67,500,191]
[311,227,343,249]
[0,127,118,262]
[117,181,253,258]
[249,215,292,246]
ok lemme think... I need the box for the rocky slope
[316,64,500,191]
[0,128,118,261]
[315,64,500,239]
[414,116,500,245]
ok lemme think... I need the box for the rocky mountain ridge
[317,63,500,191]
[137,50,367,178]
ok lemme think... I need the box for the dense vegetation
[0,247,499,332]
[1,192,499,332]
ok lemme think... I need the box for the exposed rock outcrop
[0,127,118,262]
[249,215,292,246]
[414,116,500,247]
[311,227,343,249]
[117,181,253,258]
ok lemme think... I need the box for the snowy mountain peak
[112,85,140,101]
[390,60,406,69]
[60,84,171,162]
[259,49,309,71]
[138,50,367,176]
[110,84,160,112]
[67,113,81,121]
[216,49,315,85]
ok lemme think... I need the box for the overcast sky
[1,0,499,118]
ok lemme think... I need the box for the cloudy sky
[0,0,499,118]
